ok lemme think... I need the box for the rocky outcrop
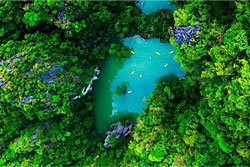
[174,25,201,45]
[57,3,68,20]
[80,67,100,97]
[0,54,22,87]
[0,55,89,109]
[104,122,133,148]
[0,55,64,88]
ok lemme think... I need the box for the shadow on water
[93,55,125,133]
[108,111,140,127]
[157,73,179,83]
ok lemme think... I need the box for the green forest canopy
[0,1,250,166]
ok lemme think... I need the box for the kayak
[128,90,132,93]
[140,74,143,78]
[131,51,135,54]
[170,50,174,54]
[131,71,135,74]
[155,51,160,55]
[164,63,168,67]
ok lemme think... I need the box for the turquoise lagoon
[93,1,185,133]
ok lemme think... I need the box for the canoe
[164,63,168,67]
[155,51,160,55]
[170,50,174,54]
[131,71,135,74]
[131,51,135,54]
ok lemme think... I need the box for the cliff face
[104,122,133,148]
[175,25,201,45]
[0,55,83,110]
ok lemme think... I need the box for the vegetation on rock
[114,81,129,96]
[1,1,249,166]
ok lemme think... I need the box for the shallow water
[93,36,185,133]
[93,1,185,133]
[111,36,185,115]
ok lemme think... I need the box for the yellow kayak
[170,50,174,54]
[131,71,135,75]
[155,51,160,55]
[164,63,168,67]
[140,74,143,78]
[128,90,132,94]
[131,51,135,54]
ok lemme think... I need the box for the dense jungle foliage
[124,1,250,166]
[0,0,250,166]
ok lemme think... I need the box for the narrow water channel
[136,0,175,13]
[93,1,185,133]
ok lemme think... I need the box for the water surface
[93,1,184,133]
[110,36,185,115]
[93,36,185,132]
[136,0,175,14]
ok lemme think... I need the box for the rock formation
[104,122,133,148]
[175,25,201,45]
